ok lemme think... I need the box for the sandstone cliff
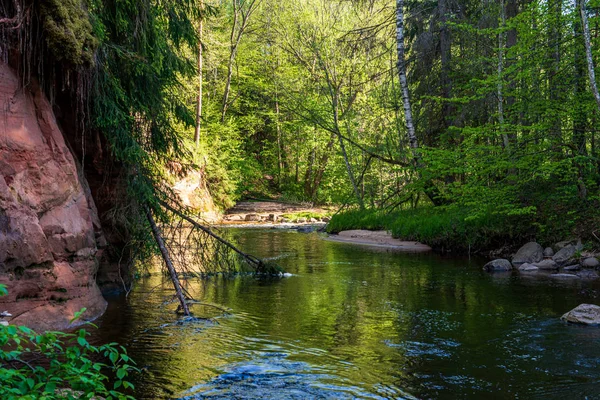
[0,63,107,331]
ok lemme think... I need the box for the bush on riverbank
[0,285,136,399]
[326,206,597,254]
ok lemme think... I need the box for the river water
[91,229,600,399]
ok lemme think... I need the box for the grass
[327,207,534,253]
[281,210,330,222]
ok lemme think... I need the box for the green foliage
[328,206,551,252]
[40,0,98,65]
[282,210,330,222]
[0,287,137,399]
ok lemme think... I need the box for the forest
[1,0,600,398]
[64,0,600,252]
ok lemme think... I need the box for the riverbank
[324,230,432,252]
[220,200,332,225]
[326,207,600,258]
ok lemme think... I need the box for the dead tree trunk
[146,206,190,316]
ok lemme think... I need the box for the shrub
[0,284,137,399]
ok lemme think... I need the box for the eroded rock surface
[561,304,600,325]
[0,63,106,331]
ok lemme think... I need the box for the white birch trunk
[579,0,600,112]
[395,0,418,155]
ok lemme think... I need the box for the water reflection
[91,230,600,399]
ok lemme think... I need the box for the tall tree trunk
[275,94,284,183]
[221,0,240,122]
[498,0,509,150]
[574,17,587,155]
[146,207,190,316]
[438,0,453,131]
[548,0,562,142]
[395,0,418,156]
[332,91,364,209]
[194,2,204,146]
[505,0,517,145]
[579,0,600,113]
[397,0,444,205]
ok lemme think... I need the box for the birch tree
[578,0,600,113]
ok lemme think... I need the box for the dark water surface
[91,229,600,399]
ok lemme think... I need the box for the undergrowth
[326,206,586,254]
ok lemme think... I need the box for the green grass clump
[327,207,533,253]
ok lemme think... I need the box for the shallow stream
[92,229,600,399]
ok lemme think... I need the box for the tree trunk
[498,0,509,150]
[579,0,600,113]
[574,17,587,155]
[146,207,190,316]
[505,0,517,145]
[194,3,204,146]
[396,0,419,157]
[548,0,562,142]
[438,0,453,131]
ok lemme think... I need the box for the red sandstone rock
[0,63,107,331]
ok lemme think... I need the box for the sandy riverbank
[325,230,432,252]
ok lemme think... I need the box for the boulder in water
[552,245,579,266]
[543,247,554,257]
[582,257,599,268]
[518,263,538,272]
[483,259,512,272]
[561,304,600,325]
[512,242,543,267]
[534,259,559,270]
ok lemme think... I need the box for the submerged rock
[483,259,512,272]
[512,242,543,267]
[550,273,580,280]
[564,264,581,271]
[582,257,600,268]
[577,270,599,280]
[561,304,600,325]
[296,226,316,233]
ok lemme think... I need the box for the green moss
[40,0,98,66]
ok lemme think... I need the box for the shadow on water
[91,229,600,399]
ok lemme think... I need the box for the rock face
[483,259,512,272]
[0,63,106,331]
[552,245,578,266]
[561,304,600,325]
[512,242,544,267]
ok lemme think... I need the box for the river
[91,229,600,399]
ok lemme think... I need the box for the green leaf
[116,367,127,380]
